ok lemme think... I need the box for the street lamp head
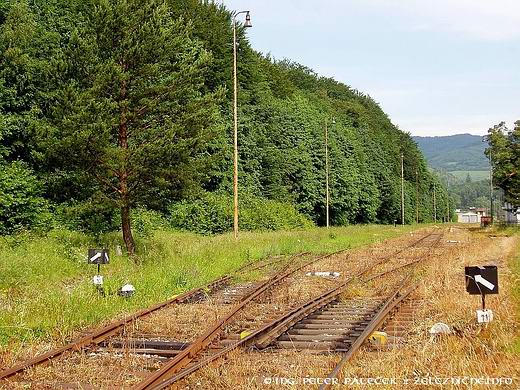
[331,117,336,125]
[244,11,252,28]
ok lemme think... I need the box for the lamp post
[446,175,450,223]
[482,136,493,221]
[232,11,252,240]
[489,150,494,221]
[401,153,405,225]
[325,117,335,228]
[415,169,419,224]
[433,182,437,223]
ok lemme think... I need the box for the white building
[456,211,479,223]
[503,202,520,224]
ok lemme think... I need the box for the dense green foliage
[414,134,491,212]
[0,0,448,247]
[486,121,520,205]
[0,161,48,233]
[169,192,312,234]
[413,134,489,171]
[447,175,491,209]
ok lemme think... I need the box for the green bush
[240,196,313,231]
[0,161,49,234]
[55,201,168,238]
[169,192,313,234]
[54,198,118,235]
[169,192,232,234]
[129,208,168,238]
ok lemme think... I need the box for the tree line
[0,0,450,254]
[448,176,491,210]
[486,121,519,208]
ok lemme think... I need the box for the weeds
[509,232,520,353]
[0,225,414,348]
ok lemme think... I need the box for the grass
[449,170,489,181]
[509,229,520,353]
[178,226,520,388]
[0,225,416,349]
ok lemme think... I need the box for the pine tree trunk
[118,76,135,256]
[121,198,135,256]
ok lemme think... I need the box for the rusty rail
[235,252,309,274]
[314,233,443,389]
[0,251,315,381]
[318,281,419,390]
[140,232,441,388]
[363,233,443,282]
[132,249,348,390]
[1,231,439,387]
[0,250,327,384]
[0,275,231,380]
[251,233,442,349]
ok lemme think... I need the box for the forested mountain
[0,0,449,253]
[446,175,491,209]
[413,134,496,210]
[413,134,488,171]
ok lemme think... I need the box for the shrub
[169,192,232,235]
[129,208,168,238]
[169,192,313,234]
[56,201,167,238]
[0,161,49,234]
[240,196,313,231]
[54,198,118,236]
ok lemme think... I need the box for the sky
[221,0,519,136]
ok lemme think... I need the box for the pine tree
[46,0,221,254]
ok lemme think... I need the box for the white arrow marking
[104,253,109,263]
[90,252,102,262]
[475,275,494,290]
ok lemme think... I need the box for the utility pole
[324,117,335,228]
[401,153,405,225]
[446,175,450,223]
[433,182,437,223]
[489,150,494,221]
[415,169,419,224]
[325,121,330,229]
[231,11,252,240]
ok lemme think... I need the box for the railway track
[0,275,232,382]
[132,232,442,389]
[0,252,303,381]
[1,230,442,389]
[0,247,348,386]
[317,281,421,390]
[314,234,444,389]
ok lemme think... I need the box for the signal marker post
[465,265,498,324]
[88,249,109,295]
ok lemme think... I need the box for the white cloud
[370,0,520,41]
[395,114,505,136]
[221,0,520,137]
[223,0,520,41]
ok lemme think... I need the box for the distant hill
[412,134,489,172]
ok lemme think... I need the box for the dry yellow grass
[7,227,513,389]
[179,227,519,389]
